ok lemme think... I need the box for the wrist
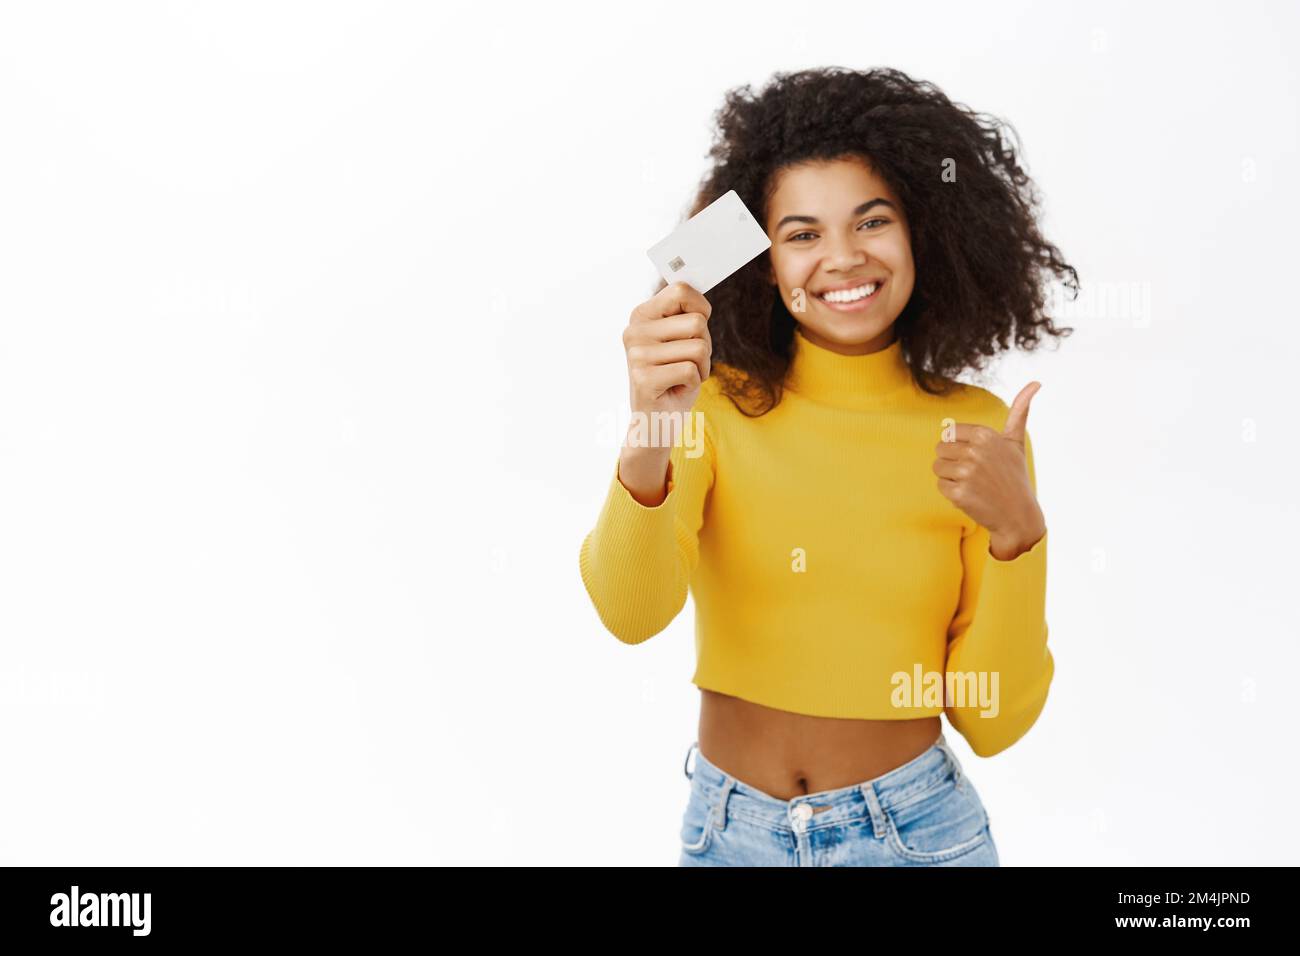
[617,443,673,507]
[619,437,672,469]
[989,511,1046,561]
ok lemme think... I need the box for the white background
[0,0,1295,865]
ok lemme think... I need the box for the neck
[797,324,896,356]
[785,324,914,409]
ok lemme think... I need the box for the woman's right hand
[624,280,713,425]
[617,281,713,504]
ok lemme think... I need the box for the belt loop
[683,741,698,780]
[936,734,965,789]
[859,782,888,840]
[714,776,736,832]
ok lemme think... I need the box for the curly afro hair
[655,66,1078,415]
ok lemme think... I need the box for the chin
[806,317,893,346]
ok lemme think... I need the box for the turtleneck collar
[784,326,915,408]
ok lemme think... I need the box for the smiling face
[765,155,916,355]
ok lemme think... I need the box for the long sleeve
[943,428,1053,757]
[578,416,715,644]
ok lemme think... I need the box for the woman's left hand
[932,382,1047,561]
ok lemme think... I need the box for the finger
[1002,381,1041,441]
[931,457,969,480]
[935,476,963,502]
[933,440,968,461]
[643,312,711,351]
[629,339,710,383]
[639,281,713,322]
[642,360,702,398]
[941,422,996,444]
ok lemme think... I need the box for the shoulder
[697,361,751,410]
[708,359,749,388]
[690,368,734,431]
[670,362,770,438]
[928,380,1019,433]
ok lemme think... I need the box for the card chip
[646,190,771,293]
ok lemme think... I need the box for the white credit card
[646,189,772,293]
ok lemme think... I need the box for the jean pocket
[679,783,716,856]
[883,773,991,864]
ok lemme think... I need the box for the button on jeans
[678,732,1000,866]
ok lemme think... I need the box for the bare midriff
[697,688,943,801]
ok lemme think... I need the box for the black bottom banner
[0,865,1284,943]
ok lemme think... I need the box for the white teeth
[821,282,878,303]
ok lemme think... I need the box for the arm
[578,416,715,644]
[944,429,1053,757]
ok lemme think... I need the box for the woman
[579,67,1076,866]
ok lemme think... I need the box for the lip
[816,278,885,312]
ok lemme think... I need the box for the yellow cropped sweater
[578,328,1053,757]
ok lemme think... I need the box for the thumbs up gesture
[932,382,1048,561]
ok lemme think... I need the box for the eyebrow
[774,198,897,231]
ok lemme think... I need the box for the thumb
[1002,381,1041,442]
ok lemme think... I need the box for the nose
[823,231,868,272]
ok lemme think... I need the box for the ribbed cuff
[577,455,683,644]
[977,529,1047,643]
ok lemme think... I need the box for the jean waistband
[682,731,963,833]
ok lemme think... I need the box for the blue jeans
[678,732,1000,866]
